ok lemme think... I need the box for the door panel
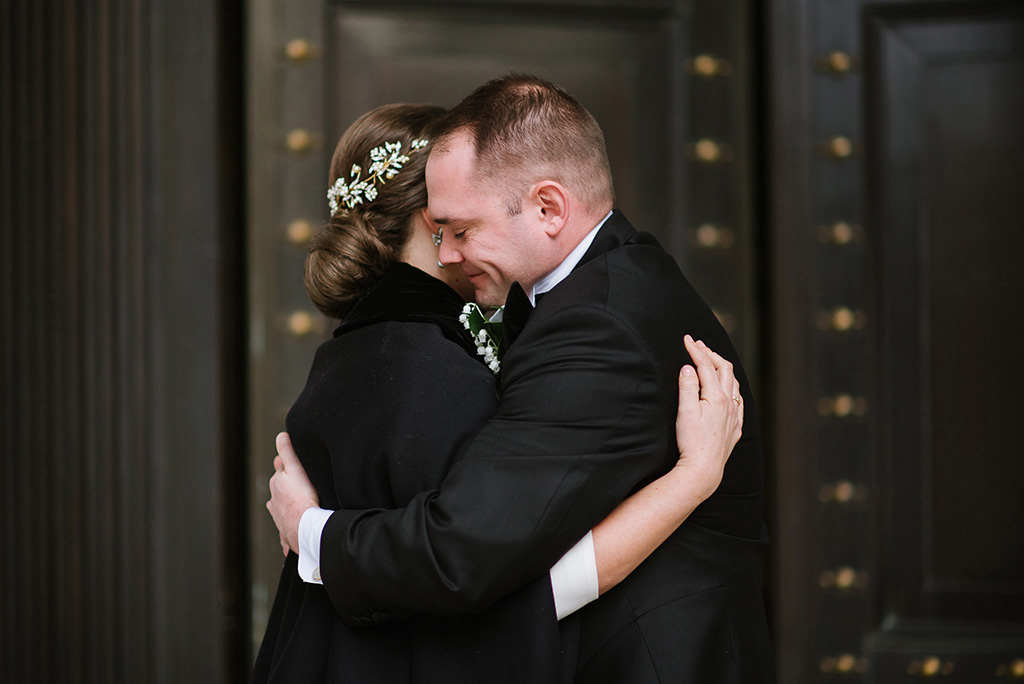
[327,7,672,244]
[866,6,1024,674]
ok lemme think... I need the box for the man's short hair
[437,73,614,216]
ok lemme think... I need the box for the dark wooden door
[245,0,762,659]
[769,1,1024,681]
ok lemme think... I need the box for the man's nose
[438,237,463,266]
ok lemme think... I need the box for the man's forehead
[423,185,470,226]
[426,140,486,221]
[428,132,476,170]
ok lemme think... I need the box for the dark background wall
[2,1,1021,682]
[1,0,249,681]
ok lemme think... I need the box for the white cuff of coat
[549,530,600,620]
[297,507,332,584]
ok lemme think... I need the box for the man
[270,74,775,682]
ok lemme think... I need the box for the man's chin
[471,285,507,310]
[475,297,503,310]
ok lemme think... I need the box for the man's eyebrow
[432,216,476,230]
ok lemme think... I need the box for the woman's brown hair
[305,103,446,319]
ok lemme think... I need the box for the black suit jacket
[321,214,775,683]
[251,264,563,684]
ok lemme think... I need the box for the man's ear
[531,181,569,237]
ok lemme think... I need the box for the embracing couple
[256,74,775,683]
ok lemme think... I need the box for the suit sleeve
[321,303,673,625]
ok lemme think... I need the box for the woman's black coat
[250,263,563,684]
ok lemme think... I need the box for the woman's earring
[433,227,445,268]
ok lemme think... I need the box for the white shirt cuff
[549,530,600,620]
[297,507,332,584]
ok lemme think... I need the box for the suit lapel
[502,281,533,351]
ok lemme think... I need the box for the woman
[252,104,742,683]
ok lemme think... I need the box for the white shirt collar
[529,210,613,305]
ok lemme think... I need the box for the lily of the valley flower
[460,302,504,374]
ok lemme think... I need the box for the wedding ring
[732,396,742,405]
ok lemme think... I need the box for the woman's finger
[684,336,720,403]
[697,341,735,394]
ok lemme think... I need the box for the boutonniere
[460,303,504,374]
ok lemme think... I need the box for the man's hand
[673,335,744,499]
[266,432,319,557]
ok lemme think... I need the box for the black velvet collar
[334,263,478,357]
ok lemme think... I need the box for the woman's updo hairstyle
[305,103,446,319]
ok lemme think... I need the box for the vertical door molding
[1,0,249,681]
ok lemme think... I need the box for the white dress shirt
[297,211,613,620]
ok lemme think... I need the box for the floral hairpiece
[327,138,429,215]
